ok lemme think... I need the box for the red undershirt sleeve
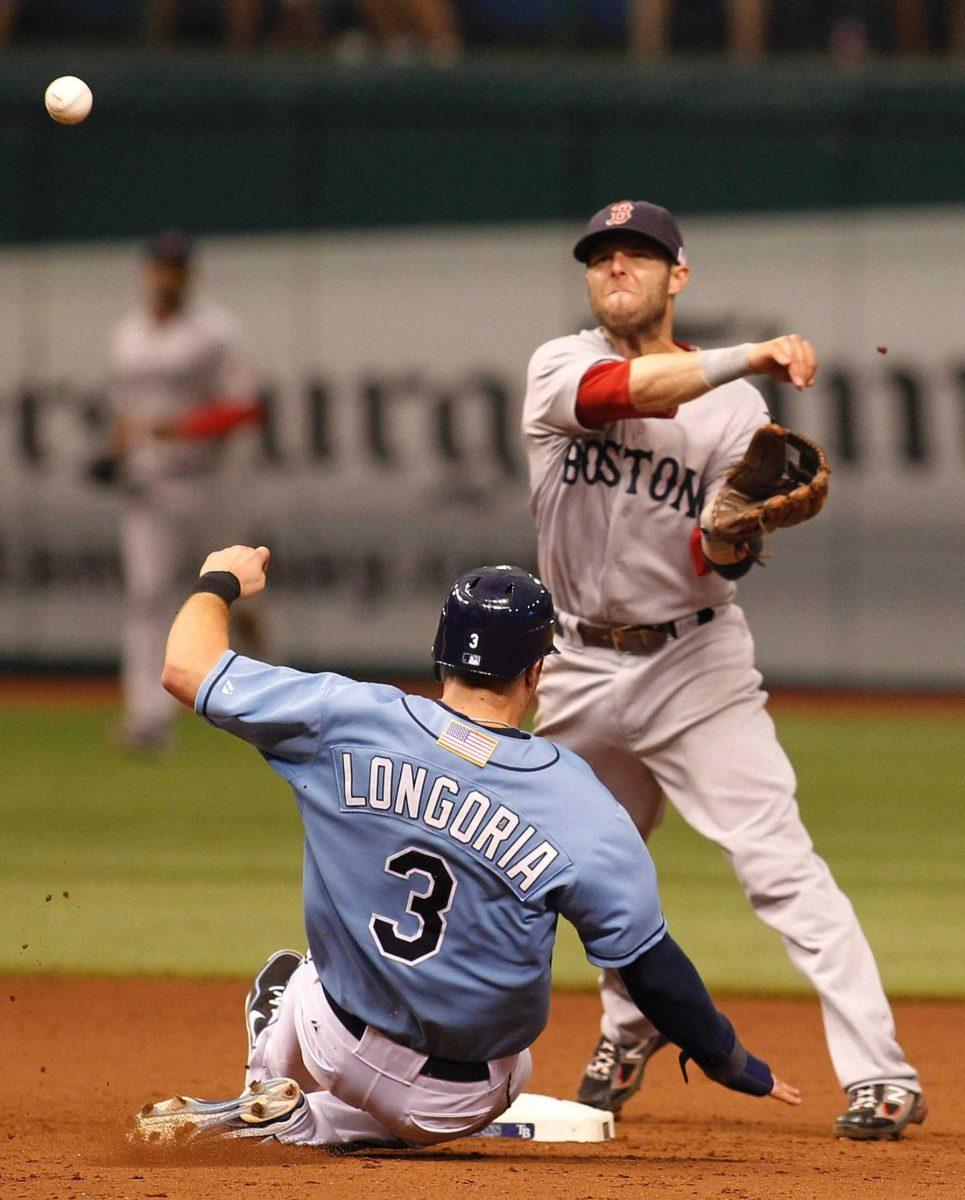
[575,360,679,427]
[171,400,264,442]
[689,527,712,576]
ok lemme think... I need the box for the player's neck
[150,298,187,324]
[603,305,679,359]
[605,326,679,360]
[440,681,529,732]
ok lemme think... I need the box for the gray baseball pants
[534,604,918,1092]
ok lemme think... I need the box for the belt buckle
[612,625,668,654]
[610,625,635,653]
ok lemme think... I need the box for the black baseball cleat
[835,1083,927,1140]
[577,1032,669,1115]
[245,950,302,1053]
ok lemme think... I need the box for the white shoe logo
[221,679,235,696]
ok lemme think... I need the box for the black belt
[575,607,716,655]
[323,988,490,1083]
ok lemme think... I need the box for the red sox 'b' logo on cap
[605,201,635,227]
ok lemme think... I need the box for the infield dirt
[2,980,961,1200]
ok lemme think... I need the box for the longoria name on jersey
[336,749,562,895]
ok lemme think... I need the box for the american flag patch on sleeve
[436,718,499,767]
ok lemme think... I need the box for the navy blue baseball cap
[147,229,193,267]
[573,200,685,265]
[432,565,559,681]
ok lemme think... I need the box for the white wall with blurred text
[0,207,961,684]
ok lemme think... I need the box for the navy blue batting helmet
[432,565,559,681]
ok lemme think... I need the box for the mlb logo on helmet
[605,201,635,227]
[462,630,482,667]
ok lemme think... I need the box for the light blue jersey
[198,652,667,1062]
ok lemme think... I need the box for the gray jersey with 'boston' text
[523,328,770,626]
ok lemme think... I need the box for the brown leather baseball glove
[701,424,830,550]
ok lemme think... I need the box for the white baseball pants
[245,959,531,1146]
[535,604,918,1092]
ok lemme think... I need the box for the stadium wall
[0,209,962,686]
[1,54,961,683]
[0,53,962,242]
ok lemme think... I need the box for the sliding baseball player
[135,553,798,1145]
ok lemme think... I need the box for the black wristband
[194,571,241,605]
[681,1039,773,1097]
[676,1016,774,1098]
[725,1052,773,1097]
[705,535,764,581]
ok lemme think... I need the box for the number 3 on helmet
[431,565,559,681]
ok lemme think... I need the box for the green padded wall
[1,49,962,243]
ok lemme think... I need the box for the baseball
[44,76,93,125]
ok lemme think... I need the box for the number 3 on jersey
[369,847,457,965]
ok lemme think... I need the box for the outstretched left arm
[619,934,801,1105]
[162,545,271,706]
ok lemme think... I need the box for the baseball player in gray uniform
[107,231,263,750]
[523,200,925,1140]
[136,552,799,1146]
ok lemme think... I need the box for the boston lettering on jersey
[562,437,705,517]
[335,747,565,895]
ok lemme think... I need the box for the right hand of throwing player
[748,335,817,391]
[770,1076,802,1105]
[199,545,271,600]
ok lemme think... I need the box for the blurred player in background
[107,231,263,751]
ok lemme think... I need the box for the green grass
[3,706,963,995]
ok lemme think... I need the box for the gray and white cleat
[835,1083,927,1140]
[136,1077,305,1143]
[577,1032,669,1116]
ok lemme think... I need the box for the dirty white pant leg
[245,960,319,1093]
[274,1091,401,1146]
[245,960,400,1145]
[294,967,531,1148]
[249,961,532,1148]
[272,1054,530,1148]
